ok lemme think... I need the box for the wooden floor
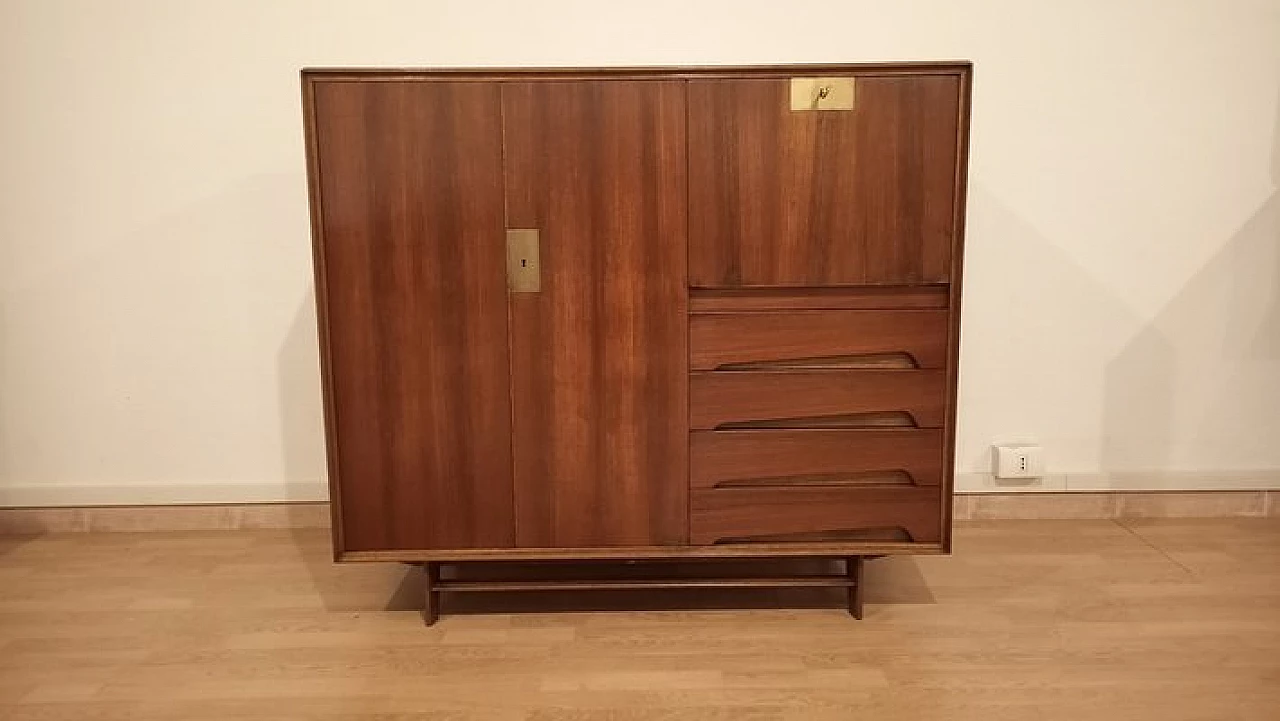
[1,519,1278,720]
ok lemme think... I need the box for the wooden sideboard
[302,63,972,622]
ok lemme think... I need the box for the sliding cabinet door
[309,81,515,552]
[503,81,689,547]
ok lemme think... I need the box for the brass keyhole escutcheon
[506,229,541,293]
[789,78,855,111]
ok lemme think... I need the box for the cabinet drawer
[690,369,946,430]
[689,310,948,371]
[691,429,943,489]
[691,486,942,545]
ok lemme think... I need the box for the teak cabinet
[303,63,971,620]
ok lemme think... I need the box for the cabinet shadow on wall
[0,310,24,556]
[277,291,372,609]
[963,159,1278,481]
[279,290,431,613]
[1104,87,1280,475]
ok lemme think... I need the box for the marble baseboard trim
[0,482,329,507]
[2,493,1276,535]
[955,469,1280,493]
[0,503,332,534]
[956,491,1279,520]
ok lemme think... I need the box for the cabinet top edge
[301,62,973,82]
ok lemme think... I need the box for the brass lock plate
[506,229,541,293]
[789,77,856,111]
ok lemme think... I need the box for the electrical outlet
[993,443,1045,479]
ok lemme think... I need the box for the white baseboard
[0,482,330,508]
[955,469,1280,493]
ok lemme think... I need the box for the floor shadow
[0,534,38,559]
[861,555,937,605]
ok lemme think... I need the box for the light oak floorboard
[0,520,1277,720]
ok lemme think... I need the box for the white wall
[1,0,1278,505]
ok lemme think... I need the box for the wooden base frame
[346,541,940,562]
[419,556,868,625]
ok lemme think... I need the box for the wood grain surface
[303,65,972,560]
[688,74,962,287]
[690,369,947,430]
[690,310,949,371]
[308,81,515,552]
[3,519,1278,719]
[502,81,689,547]
[691,429,944,490]
[689,285,948,311]
[691,485,942,544]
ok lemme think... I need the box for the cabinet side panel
[942,66,974,552]
[503,81,689,547]
[310,80,514,551]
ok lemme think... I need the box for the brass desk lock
[789,77,856,111]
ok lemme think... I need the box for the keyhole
[521,259,528,268]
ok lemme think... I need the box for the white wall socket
[993,443,1046,479]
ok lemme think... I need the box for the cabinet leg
[846,556,865,620]
[422,562,440,626]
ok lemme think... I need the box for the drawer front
[689,310,948,371]
[691,486,942,545]
[689,286,949,312]
[690,369,946,430]
[691,429,944,489]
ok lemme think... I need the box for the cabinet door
[309,81,515,552]
[503,81,689,547]
[688,74,962,287]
